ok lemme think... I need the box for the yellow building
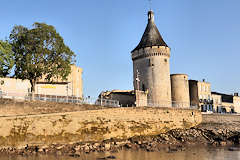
[37,65,83,97]
[211,93,222,113]
[189,79,213,112]
[212,92,240,113]
[221,102,234,113]
[0,65,83,99]
[233,94,240,113]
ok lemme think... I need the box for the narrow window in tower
[142,84,146,91]
[148,59,154,67]
[164,59,167,63]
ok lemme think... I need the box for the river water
[1,146,240,160]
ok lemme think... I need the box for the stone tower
[131,10,171,106]
[171,74,190,108]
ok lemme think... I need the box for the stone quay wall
[0,107,202,147]
[202,114,240,127]
[0,99,105,116]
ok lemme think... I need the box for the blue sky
[1,0,240,98]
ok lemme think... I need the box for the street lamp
[136,69,140,91]
[136,69,140,107]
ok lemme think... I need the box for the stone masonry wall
[171,74,190,108]
[132,46,172,106]
[0,99,105,116]
[202,114,240,125]
[0,107,202,147]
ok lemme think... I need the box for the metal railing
[95,98,120,107]
[0,90,121,107]
[27,93,83,104]
[96,98,198,109]
[0,91,84,104]
[0,90,198,109]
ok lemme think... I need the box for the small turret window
[142,84,146,91]
[164,59,167,62]
[148,59,154,67]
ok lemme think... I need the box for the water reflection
[1,146,240,160]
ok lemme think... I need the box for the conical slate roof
[132,10,168,52]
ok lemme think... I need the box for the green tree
[9,22,75,94]
[0,40,14,77]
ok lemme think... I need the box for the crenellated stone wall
[0,107,202,147]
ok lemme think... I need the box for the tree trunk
[30,79,36,101]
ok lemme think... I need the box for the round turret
[131,10,171,107]
[170,74,190,108]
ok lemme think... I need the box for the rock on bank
[0,107,202,147]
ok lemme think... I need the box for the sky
[0,0,240,98]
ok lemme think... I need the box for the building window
[203,95,206,100]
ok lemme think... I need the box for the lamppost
[136,70,140,107]
[100,93,103,106]
[136,70,140,90]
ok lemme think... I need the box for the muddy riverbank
[0,126,239,157]
[1,114,240,157]
[1,146,240,160]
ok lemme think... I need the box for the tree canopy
[9,22,75,93]
[0,40,14,77]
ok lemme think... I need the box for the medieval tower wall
[132,47,171,105]
[131,11,171,106]
[171,74,190,108]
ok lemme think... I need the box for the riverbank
[0,100,238,158]
[0,115,239,157]
[1,145,240,160]
[0,106,201,147]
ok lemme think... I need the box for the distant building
[189,78,240,113]
[211,93,222,113]
[99,90,147,107]
[189,79,213,112]
[0,77,30,98]
[0,65,83,99]
[211,92,240,113]
[233,93,240,113]
[37,65,83,98]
